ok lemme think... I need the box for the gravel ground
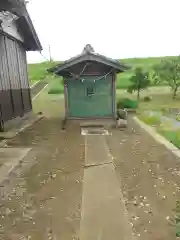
[107,116,180,240]
[0,118,84,240]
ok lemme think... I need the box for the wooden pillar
[112,72,117,118]
[63,78,68,118]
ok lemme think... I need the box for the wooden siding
[0,34,31,124]
[0,35,13,121]
[16,43,32,113]
[66,75,114,118]
[5,37,24,118]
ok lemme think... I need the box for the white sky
[26,0,180,63]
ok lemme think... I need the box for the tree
[152,57,180,99]
[127,67,150,100]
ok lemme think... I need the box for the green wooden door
[67,76,113,118]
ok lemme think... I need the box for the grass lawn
[32,83,64,118]
[128,87,180,149]
[117,87,180,110]
[28,61,59,85]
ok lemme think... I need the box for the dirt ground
[0,117,84,240]
[107,116,180,240]
[0,87,179,239]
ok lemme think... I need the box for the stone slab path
[80,135,135,240]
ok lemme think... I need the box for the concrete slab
[80,163,134,240]
[85,135,112,167]
[0,147,31,183]
[81,128,109,136]
[80,135,135,240]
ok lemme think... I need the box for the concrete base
[70,118,116,128]
[0,112,44,146]
[0,147,31,184]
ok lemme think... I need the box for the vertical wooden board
[16,44,32,113]
[67,79,86,117]
[5,37,24,118]
[0,36,14,121]
[67,76,113,118]
[112,73,116,117]
[15,42,25,114]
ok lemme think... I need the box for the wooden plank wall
[0,34,32,123]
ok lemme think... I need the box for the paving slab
[80,135,135,240]
[85,135,112,167]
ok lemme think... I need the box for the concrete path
[84,135,112,167]
[80,135,135,240]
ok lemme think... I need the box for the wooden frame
[63,78,68,118]
[112,72,117,119]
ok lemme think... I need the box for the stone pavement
[80,135,136,240]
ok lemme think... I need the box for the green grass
[116,56,177,89]
[28,61,59,84]
[48,80,64,94]
[117,87,180,111]
[134,87,180,149]
[27,56,178,88]
[159,129,180,148]
[32,83,64,118]
[139,114,161,126]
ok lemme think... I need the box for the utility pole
[48,45,53,62]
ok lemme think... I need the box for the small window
[87,86,94,96]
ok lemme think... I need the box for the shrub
[143,96,152,102]
[176,115,180,121]
[116,109,127,120]
[117,98,138,109]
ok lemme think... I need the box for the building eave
[48,52,130,76]
[0,0,42,51]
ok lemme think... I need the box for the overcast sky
[26,0,180,63]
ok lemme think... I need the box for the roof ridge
[82,44,95,54]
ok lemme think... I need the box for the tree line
[128,56,180,100]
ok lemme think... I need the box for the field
[27,56,177,90]
[28,61,59,86]
[116,56,176,89]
